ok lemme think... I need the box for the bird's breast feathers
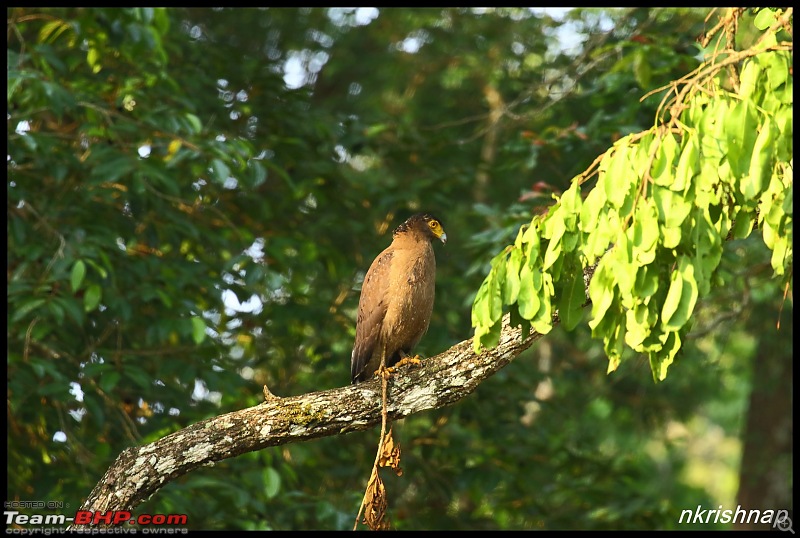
[382,255,434,334]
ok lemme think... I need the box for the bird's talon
[387,355,422,374]
[373,366,392,380]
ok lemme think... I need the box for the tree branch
[74,306,564,521]
[73,252,600,524]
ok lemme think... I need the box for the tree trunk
[734,294,793,529]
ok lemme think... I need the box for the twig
[686,305,745,340]
[23,318,39,363]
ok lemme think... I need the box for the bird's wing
[351,247,393,382]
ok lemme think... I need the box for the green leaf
[632,199,659,265]
[541,209,566,272]
[262,159,297,194]
[603,146,632,208]
[580,184,606,232]
[91,156,135,184]
[731,209,754,239]
[560,182,582,231]
[185,113,203,134]
[263,467,281,499]
[126,365,153,390]
[517,262,540,320]
[610,233,636,309]
[602,317,625,372]
[488,264,504,324]
[211,158,231,184]
[653,185,691,228]
[71,260,87,293]
[84,284,103,312]
[503,248,522,305]
[649,331,681,382]
[633,265,659,299]
[531,285,553,335]
[769,235,789,275]
[514,225,527,249]
[583,207,615,265]
[482,318,503,349]
[764,51,790,91]
[250,160,267,187]
[775,106,793,161]
[85,259,109,279]
[508,302,531,341]
[87,48,102,73]
[661,257,698,331]
[522,219,541,259]
[38,19,72,44]
[782,183,793,215]
[753,8,777,30]
[726,99,759,180]
[471,279,492,328]
[472,324,488,354]
[365,123,390,138]
[542,235,562,272]
[739,59,761,101]
[156,289,173,309]
[624,303,651,351]
[588,259,615,331]
[541,209,565,242]
[541,268,555,297]
[562,231,579,254]
[48,299,65,325]
[660,268,683,327]
[7,69,27,103]
[99,371,121,393]
[30,354,65,379]
[741,118,775,201]
[12,298,46,323]
[191,317,207,345]
[54,297,85,326]
[661,225,682,249]
[674,133,698,193]
[651,133,678,185]
[606,352,621,375]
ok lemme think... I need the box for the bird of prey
[351,213,447,384]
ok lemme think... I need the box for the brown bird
[351,213,447,383]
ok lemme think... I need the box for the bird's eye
[429,220,439,230]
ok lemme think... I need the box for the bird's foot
[372,355,423,380]
[374,365,392,380]
[388,354,422,374]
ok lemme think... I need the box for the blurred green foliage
[7,7,791,530]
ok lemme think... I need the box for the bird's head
[394,213,447,244]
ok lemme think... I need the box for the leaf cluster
[472,8,792,381]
